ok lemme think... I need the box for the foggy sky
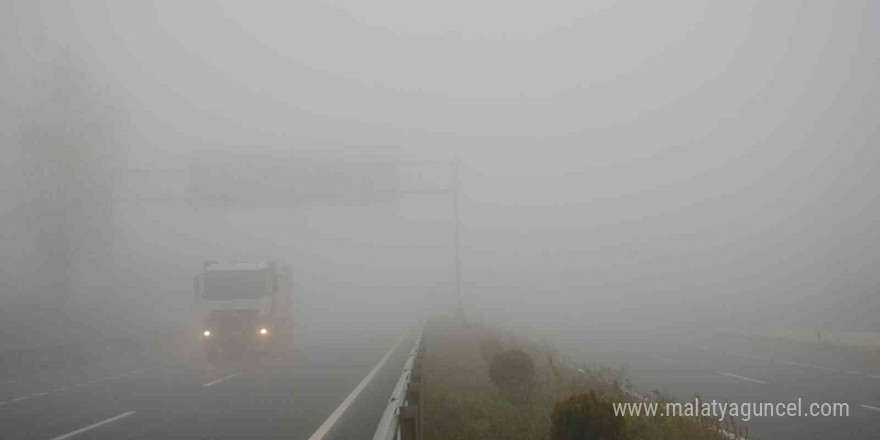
[3,0,879,351]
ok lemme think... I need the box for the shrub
[489,348,536,404]
[550,390,626,440]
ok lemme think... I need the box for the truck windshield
[204,269,266,300]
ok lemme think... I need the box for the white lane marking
[85,374,129,385]
[73,363,166,386]
[130,364,166,375]
[774,359,840,372]
[49,411,136,440]
[726,352,843,373]
[716,371,768,385]
[0,364,164,396]
[203,372,241,387]
[860,405,880,413]
[308,332,408,440]
[0,364,165,406]
[868,375,880,379]
[726,352,773,362]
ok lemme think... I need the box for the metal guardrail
[372,328,425,440]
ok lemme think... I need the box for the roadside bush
[489,348,536,404]
[550,390,626,440]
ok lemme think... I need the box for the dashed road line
[726,352,846,374]
[726,352,773,362]
[86,374,128,385]
[3,363,165,396]
[866,374,880,380]
[860,405,880,413]
[774,359,839,373]
[49,411,136,440]
[129,364,166,375]
[716,371,768,385]
[203,372,241,387]
[0,363,169,408]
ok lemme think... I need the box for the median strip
[422,316,750,440]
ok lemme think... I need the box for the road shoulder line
[308,331,408,440]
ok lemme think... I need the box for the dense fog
[3,0,878,355]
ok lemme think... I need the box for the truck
[193,260,293,359]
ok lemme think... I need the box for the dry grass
[422,315,749,440]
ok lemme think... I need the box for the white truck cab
[194,261,292,359]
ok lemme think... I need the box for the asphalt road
[561,330,880,439]
[0,326,413,440]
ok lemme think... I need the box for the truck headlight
[259,328,268,335]
[203,330,211,337]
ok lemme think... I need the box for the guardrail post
[412,363,423,383]
[407,381,423,439]
[398,405,419,440]
[405,382,420,404]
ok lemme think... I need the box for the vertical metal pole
[452,159,463,316]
